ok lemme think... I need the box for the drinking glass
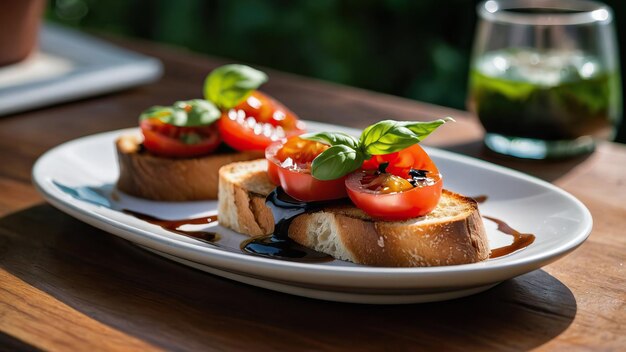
[469,0,622,159]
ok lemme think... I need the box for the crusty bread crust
[115,134,263,201]
[218,159,490,267]
[218,159,275,236]
[288,192,489,266]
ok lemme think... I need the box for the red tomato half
[219,91,306,151]
[362,144,439,176]
[346,144,443,220]
[140,118,221,158]
[266,137,347,202]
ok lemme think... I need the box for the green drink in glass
[470,1,622,159]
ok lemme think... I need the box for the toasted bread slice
[218,159,490,267]
[218,159,276,236]
[116,134,263,201]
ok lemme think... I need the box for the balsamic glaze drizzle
[123,190,534,263]
[123,209,219,243]
[240,187,335,262]
[485,216,536,258]
[470,195,536,258]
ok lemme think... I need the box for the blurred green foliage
[46,0,625,141]
[44,0,482,109]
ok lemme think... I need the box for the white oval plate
[32,121,592,304]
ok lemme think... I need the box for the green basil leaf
[139,100,220,127]
[172,99,221,126]
[139,106,186,125]
[310,145,365,181]
[359,117,454,155]
[300,131,359,149]
[203,64,268,109]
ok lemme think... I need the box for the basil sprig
[301,118,453,180]
[139,99,221,127]
[203,64,268,109]
[302,131,359,149]
[139,64,267,127]
[310,145,366,181]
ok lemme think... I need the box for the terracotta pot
[0,0,46,67]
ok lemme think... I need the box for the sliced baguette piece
[218,159,490,267]
[218,159,276,236]
[116,133,263,201]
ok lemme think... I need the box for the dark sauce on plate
[241,235,331,262]
[485,216,536,258]
[471,195,535,257]
[123,190,534,262]
[240,187,336,262]
[122,209,219,243]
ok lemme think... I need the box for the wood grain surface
[0,36,624,351]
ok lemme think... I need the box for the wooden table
[1,37,624,351]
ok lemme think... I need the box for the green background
[46,0,625,142]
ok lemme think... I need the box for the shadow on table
[0,204,577,351]
[437,139,594,183]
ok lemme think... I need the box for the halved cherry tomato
[219,91,306,151]
[359,171,415,194]
[140,118,221,158]
[346,144,443,220]
[362,143,439,176]
[266,137,347,202]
